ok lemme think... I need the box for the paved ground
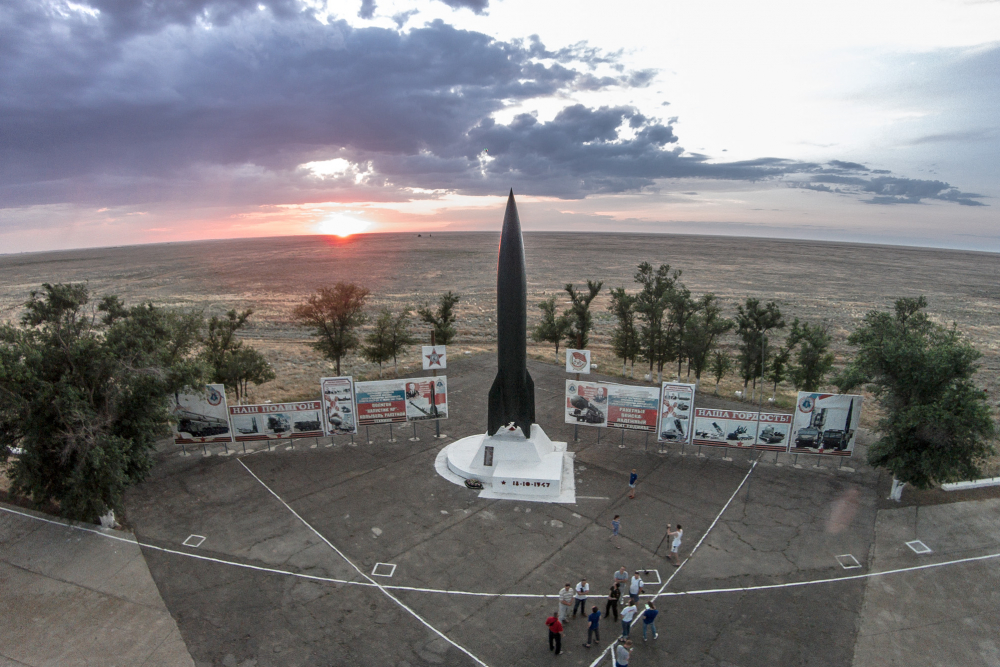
[4,352,996,666]
[0,506,195,667]
[853,498,1000,667]
[122,354,887,667]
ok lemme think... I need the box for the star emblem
[425,349,443,366]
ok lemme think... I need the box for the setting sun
[315,213,371,237]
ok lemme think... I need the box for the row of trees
[532,263,837,400]
[291,284,460,378]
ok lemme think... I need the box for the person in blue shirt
[628,469,638,499]
[641,601,659,641]
[583,606,601,647]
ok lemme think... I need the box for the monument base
[435,424,575,503]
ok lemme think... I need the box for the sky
[1,0,999,253]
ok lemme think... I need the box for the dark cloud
[358,0,376,20]
[809,175,985,206]
[0,1,985,211]
[391,9,419,28]
[437,0,490,14]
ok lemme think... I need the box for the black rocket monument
[487,190,535,438]
[436,190,573,502]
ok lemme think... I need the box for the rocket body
[487,190,536,437]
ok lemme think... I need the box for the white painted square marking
[906,540,932,554]
[371,562,396,578]
[637,568,661,585]
[836,554,861,569]
[183,534,206,548]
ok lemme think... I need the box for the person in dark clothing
[546,614,563,655]
[584,606,601,647]
[605,583,621,621]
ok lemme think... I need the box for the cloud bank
[0,0,985,213]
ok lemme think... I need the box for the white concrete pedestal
[435,424,575,503]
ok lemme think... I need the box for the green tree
[684,294,734,385]
[711,350,732,395]
[608,288,641,376]
[293,283,370,375]
[667,285,698,377]
[221,346,275,403]
[387,309,415,374]
[362,308,395,378]
[787,319,836,392]
[735,298,785,400]
[836,297,995,492]
[418,291,460,345]
[531,297,572,362]
[764,346,791,400]
[201,308,274,402]
[203,308,252,382]
[0,284,203,521]
[563,280,603,349]
[633,263,681,383]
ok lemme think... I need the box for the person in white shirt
[628,573,644,605]
[615,639,633,666]
[572,578,590,618]
[668,524,684,567]
[619,601,638,640]
[558,583,573,621]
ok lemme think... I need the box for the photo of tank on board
[791,392,863,456]
[565,380,608,427]
[172,384,233,445]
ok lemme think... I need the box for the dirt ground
[0,232,997,460]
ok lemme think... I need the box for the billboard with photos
[692,408,792,452]
[355,376,449,426]
[790,392,863,456]
[565,381,660,432]
[657,382,696,444]
[229,401,323,441]
[320,376,358,435]
[172,384,233,445]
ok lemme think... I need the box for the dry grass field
[0,232,997,440]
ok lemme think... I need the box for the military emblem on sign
[422,345,447,370]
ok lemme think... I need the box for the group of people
[612,470,685,568]
[545,567,660,664]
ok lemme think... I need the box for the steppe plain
[0,232,997,413]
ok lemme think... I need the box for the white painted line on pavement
[236,460,491,667]
[587,457,760,667]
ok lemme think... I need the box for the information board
[172,384,233,445]
[657,382,696,444]
[229,401,323,441]
[692,408,792,452]
[354,376,449,426]
[565,381,659,432]
[320,376,358,435]
[790,392,863,457]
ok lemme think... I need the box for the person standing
[628,572,644,605]
[641,601,659,641]
[583,605,601,647]
[619,600,638,640]
[605,582,621,622]
[628,469,638,499]
[667,524,684,567]
[546,614,563,655]
[613,566,629,589]
[573,578,590,618]
[558,583,573,622]
[615,639,633,667]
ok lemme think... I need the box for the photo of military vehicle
[293,418,321,432]
[660,417,686,441]
[696,421,726,440]
[175,409,230,438]
[569,394,605,424]
[758,425,786,444]
[267,414,291,434]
